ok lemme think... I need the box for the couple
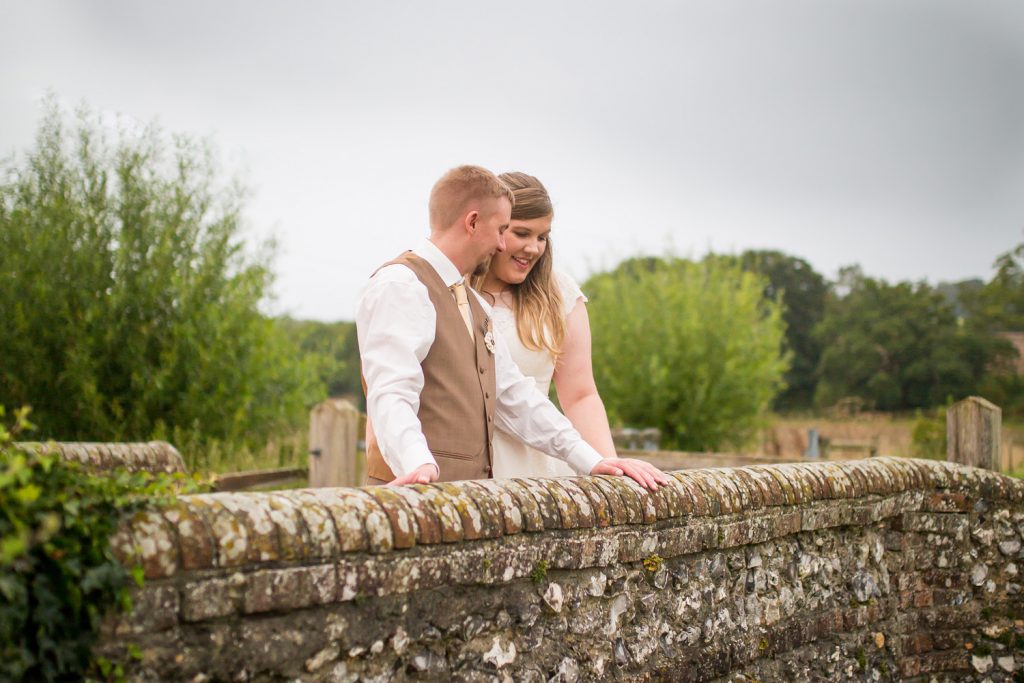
[356,165,668,491]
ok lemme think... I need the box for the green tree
[937,278,983,319]
[0,102,323,467]
[737,250,827,410]
[958,242,1024,415]
[279,318,363,407]
[814,270,995,410]
[584,256,788,451]
[961,242,1024,331]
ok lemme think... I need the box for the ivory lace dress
[491,271,587,479]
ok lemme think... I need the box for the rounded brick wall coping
[110,457,1024,579]
[19,440,186,474]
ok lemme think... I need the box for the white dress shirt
[355,239,605,478]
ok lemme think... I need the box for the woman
[473,172,625,478]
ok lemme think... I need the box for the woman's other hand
[589,457,671,492]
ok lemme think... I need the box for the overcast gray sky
[3,1,1024,321]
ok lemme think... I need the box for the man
[356,165,667,490]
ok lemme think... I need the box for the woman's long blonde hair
[473,172,565,357]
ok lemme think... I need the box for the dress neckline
[481,289,514,310]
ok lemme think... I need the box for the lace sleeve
[554,270,587,317]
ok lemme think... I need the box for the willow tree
[0,102,322,466]
[584,256,788,451]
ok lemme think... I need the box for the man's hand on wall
[590,457,670,492]
[386,463,440,486]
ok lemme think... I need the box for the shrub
[0,100,323,469]
[910,407,947,460]
[0,407,204,681]
[585,256,788,451]
[279,318,363,406]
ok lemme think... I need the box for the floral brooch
[482,317,496,354]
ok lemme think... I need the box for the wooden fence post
[308,399,362,487]
[947,396,1001,472]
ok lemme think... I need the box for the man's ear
[463,210,479,235]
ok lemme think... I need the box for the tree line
[731,251,1021,416]
[575,246,1022,452]
[269,240,1024,453]
[2,103,1020,462]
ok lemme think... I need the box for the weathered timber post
[947,396,1001,471]
[308,399,362,487]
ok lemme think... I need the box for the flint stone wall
[99,457,1024,682]
[19,440,187,473]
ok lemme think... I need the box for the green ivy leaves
[0,409,205,682]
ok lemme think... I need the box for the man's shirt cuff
[387,445,438,480]
[565,442,604,475]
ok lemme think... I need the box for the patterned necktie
[450,282,475,341]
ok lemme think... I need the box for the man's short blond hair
[428,165,515,231]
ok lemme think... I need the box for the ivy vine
[0,407,206,681]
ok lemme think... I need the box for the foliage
[642,554,663,573]
[167,426,309,474]
[961,243,1024,332]
[957,241,1024,417]
[910,407,947,460]
[936,279,983,319]
[0,101,324,467]
[279,318,363,407]
[530,559,548,584]
[737,250,827,409]
[814,269,1002,411]
[0,407,205,682]
[977,372,1024,419]
[584,256,788,451]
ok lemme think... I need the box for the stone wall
[99,457,1024,682]
[20,440,186,473]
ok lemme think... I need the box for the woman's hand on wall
[590,457,670,492]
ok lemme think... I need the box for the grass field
[760,412,1024,475]
[180,429,309,474]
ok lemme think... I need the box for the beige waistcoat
[363,252,498,482]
